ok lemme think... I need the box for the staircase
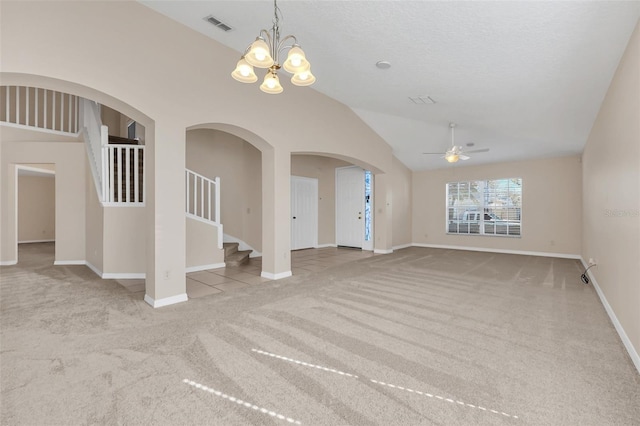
[223,242,251,267]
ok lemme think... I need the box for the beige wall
[1,127,86,263]
[186,217,224,269]
[85,163,104,272]
[101,104,125,137]
[412,155,583,256]
[291,155,351,246]
[582,20,640,368]
[186,129,262,252]
[391,156,412,248]
[102,207,146,274]
[17,174,55,242]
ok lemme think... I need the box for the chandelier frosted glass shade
[291,68,316,86]
[282,46,310,74]
[231,58,258,83]
[245,38,274,68]
[260,71,283,94]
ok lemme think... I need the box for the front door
[336,166,365,248]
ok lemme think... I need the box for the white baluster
[16,86,20,125]
[68,94,72,132]
[59,91,64,131]
[134,148,139,203]
[215,177,221,224]
[109,147,115,203]
[35,88,39,128]
[44,90,48,129]
[25,87,29,126]
[208,180,212,221]
[186,170,190,214]
[194,175,198,216]
[74,96,79,133]
[125,147,131,202]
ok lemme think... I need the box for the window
[364,170,372,241]
[127,121,137,140]
[446,178,522,236]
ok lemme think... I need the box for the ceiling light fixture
[445,123,461,163]
[231,0,315,94]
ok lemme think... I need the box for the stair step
[223,242,239,256]
[225,250,251,267]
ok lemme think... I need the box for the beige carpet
[1,243,639,425]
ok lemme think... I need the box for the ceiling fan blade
[422,152,444,155]
[459,155,470,160]
[464,148,489,154]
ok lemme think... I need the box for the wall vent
[408,96,436,105]
[204,15,233,32]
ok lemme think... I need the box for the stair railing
[80,98,108,202]
[1,86,79,135]
[185,169,222,248]
[103,144,145,205]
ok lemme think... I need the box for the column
[374,173,393,254]
[261,147,292,279]
[144,122,188,307]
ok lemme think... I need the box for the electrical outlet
[588,258,597,266]
[164,270,170,280]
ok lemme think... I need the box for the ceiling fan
[423,122,489,163]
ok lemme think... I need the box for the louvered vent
[204,15,233,32]
[408,96,436,105]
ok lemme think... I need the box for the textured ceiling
[141,1,640,171]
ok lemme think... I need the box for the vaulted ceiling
[142,1,640,171]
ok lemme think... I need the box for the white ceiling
[141,1,640,171]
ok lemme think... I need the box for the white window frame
[446,178,522,237]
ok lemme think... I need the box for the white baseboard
[103,272,145,279]
[316,243,337,249]
[0,260,17,266]
[580,258,640,375]
[223,234,262,258]
[144,293,188,308]
[261,270,292,280]
[85,261,102,277]
[411,243,581,259]
[186,262,225,273]
[18,239,55,244]
[53,260,86,265]
[374,249,393,254]
[392,243,412,250]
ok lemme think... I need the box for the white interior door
[336,166,365,248]
[291,176,318,250]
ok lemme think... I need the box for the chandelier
[231,0,315,94]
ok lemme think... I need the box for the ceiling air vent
[204,15,233,32]
[408,96,436,105]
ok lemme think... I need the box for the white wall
[412,155,583,256]
[582,20,640,371]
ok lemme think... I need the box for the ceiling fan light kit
[232,0,315,94]
[424,122,489,163]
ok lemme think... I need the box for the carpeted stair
[223,242,251,267]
